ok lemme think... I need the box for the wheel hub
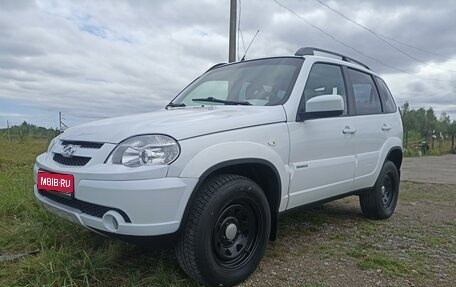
[212,201,259,268]
[381,174,394,207]
[225,223,238,241]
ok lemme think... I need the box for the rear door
[287,63,356,209]
[346,68,387,189]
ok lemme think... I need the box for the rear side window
[376,77,397,113]
[348,69,382,115]
[303,63,347,115]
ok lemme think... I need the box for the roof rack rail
[206,63,226,73]
[295,47,370,70]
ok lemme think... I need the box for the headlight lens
[107,135,180,167]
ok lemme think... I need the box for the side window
[376,77,397,113]
[303,63,347,115]
[348,69,382,115]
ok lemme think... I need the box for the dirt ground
[239,155,456,287]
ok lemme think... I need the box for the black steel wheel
[175,174,271,287]
[360,160,400,219]
[381,174,394,208]
[212,200,261,270]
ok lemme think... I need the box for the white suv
[34,47,403,286]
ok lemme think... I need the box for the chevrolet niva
[34,47,403,286]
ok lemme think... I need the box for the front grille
[39,191,131,223]
[61,141,104,149]
[53,153,91,166]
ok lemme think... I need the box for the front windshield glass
[172,57,303,106]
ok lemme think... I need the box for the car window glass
[181,81,228,106]
[348,69,382,115]
[376,77,397,113]
[174,58,303,106]
[303,63,347,115]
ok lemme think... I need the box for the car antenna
[240,30,259,61]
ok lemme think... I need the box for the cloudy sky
[1,0,456,129]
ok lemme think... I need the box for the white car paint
[34,54,403,237]
[60,105,286,143]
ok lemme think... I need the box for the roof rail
[295,47,370,70]
[205,63,226,73]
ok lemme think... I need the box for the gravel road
[402,154,456,184]
[239,154,456,287]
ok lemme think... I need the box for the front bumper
[34,154,198,236]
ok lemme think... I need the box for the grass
[1,139,455,286]
[0,139,199,287]
[348,249,409,275]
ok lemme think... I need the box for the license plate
[37,171,74,194]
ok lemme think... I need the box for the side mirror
[298,95,344,121]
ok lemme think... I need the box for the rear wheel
[360,160,400,219]
[176,174,271,286]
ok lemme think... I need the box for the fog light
[102,210,125,232]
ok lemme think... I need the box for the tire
[359,160,400,219]
[175,174,271,287]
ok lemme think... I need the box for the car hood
[60,106,287,143]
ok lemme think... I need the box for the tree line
[400,102,456,154]
[0,121,60,141]
[2,108,456,155]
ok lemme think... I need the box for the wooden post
[451,133,456,152]
[6,120,10,141]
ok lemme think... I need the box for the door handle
[382,124,391,131]
[342,126,357,134]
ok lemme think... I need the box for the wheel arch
[179,158,282,241]
[385,147,403,172]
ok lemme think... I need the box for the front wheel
[359,160,400,219]
[175,174,271,286]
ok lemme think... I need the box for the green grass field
[1,139,455,287]
[0,140,199,287]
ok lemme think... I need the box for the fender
[179,141,289,211]
[355,136,403,189]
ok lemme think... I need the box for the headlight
[107,135,180,167]
[47,135,60,153]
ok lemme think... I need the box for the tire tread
[175,174,248,284]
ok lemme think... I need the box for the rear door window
[376,77,397,113]
[348,69,382,115]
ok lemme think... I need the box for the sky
[1,0,456,129]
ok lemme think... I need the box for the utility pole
[59,112,62,132]
[228,0,237,62]
[59,112,68,132]
[6,120,10,141]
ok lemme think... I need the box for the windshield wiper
[192,97,251,106]
[165,102,186,109]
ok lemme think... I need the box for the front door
[287,63,356,209]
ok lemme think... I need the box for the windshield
[172,57,303,107]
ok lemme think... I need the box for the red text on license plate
[37,171,74,193]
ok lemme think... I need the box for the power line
[273,0,456,83]
[312,0,456,73]
[237,0,246,61]
[381,35,453,61]
[273,0,404,71]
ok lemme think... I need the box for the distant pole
[6,120,10,140]
[228,0,237,62]
[59,112,62,132]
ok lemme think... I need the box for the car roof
[207,47,380,78]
